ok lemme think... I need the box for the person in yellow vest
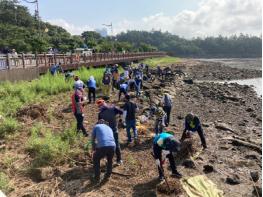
[181,113,207,149]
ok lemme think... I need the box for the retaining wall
[0,67,39,82]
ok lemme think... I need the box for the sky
[20,0,262,38]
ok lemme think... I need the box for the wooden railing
[0,52,166,71]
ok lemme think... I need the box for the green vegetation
[0,1,156,53]
[0,117,20,137]
[27,128,70,167]
[4,1,261,57]
[0,67,105,137]
[26,123,84,167]
[0,172,10,193]
[142,56,181,67]
[116,30,262,58]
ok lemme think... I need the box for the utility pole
[22,0,40,34]
[102,23,113,36]
[35,0,40,35]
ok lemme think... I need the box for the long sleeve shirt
[184,116,201,132]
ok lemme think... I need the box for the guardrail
[0,52,166,72]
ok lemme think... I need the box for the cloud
[47,19,93,35]
[47,0,262,38]
[113,0,262,38]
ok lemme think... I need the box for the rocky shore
[168,59,262,196]
[4,59,262,197]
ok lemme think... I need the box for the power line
[21,0,37,4]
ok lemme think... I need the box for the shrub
[0,118,20,137]
[26,128,70,167]
[61,123,79,145]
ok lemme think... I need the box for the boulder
[203,165,214,173]
[250,171,259,182]
[225,174,241,185]
[245,152,260,160]
[246,108,254,112]
[183,79,194,84]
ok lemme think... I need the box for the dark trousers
[126,119,138,142]
[113,131,122,162]
[74,113,88,136]
[112,80,117,90]
[181,126,207,148]
[119,88,127,100]
[153,144,177,178]
[163,106,172,125]
[93,146,115,179]
[88,87,96,102]
[154,119,164,135]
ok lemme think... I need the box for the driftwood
[230,138,262,153]
[112,171,132,177]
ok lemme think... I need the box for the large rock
[250,171,259,182]
[203,165,214,173]
[183,79,193,84]
[226,174,241,185]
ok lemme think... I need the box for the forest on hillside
[0,0,261,57]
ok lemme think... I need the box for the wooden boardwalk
[0,52,166,74]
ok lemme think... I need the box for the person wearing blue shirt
[135,74,142,97]
[50,63,63,75]
[87,76,96,103]
[153,132,182,181]
[74,76,85,90]
[180,113,207,149]
[91,120,116,182]
[119,82,128,101]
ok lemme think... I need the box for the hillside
[1,1,261,57]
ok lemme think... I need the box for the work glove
[155,159,161,167]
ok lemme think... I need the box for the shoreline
[2,58,262,197]
[171,59,261,196]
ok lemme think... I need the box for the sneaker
[116,160,123,166]
[171,171,182,179]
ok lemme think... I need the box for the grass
[0,66,108,137]
[142,56,181,67]
[0,117,20,138]
[26,123,85,167]
[26,125,70,167]
[0,172,11,193]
